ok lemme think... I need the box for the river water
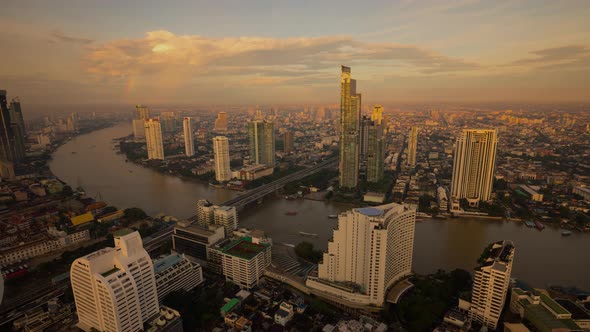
[50,122,590,290]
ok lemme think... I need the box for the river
[50,122,590,290]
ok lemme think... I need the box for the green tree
[124,207,147,222]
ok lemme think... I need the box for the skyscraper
[214,112,228,131]
[306,203,416,307]
[468,240,515,330]
[339,66,361,189]
[144,119,165,160]
[366,106,385,183]
[213,136,231,182]
[133,105,150,138]
[407,126,418,166]
[283,131,294,153]
[183,117,195,157]
[450,129,498,205]
[248,120,275,167]
[9,98,26,162]
[0,91,20,164]
[70,231,159,332]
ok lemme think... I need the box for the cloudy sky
[2,0,590,111]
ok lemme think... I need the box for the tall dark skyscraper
[283,131,294,153]
[248,120,275,167]
[339,66,361,189]
[0,90,24,165]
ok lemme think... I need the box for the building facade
[214,112,228,131]
[407,126,418,166]
[469,240,515,330]
[183,117,195,157]
[248,120,275,167]
[213,136,231,182]
[172,221,225,261]
[366,105,385,183]
[213,206,238,237]
[153,253,203,302]
[145,119,165,160]
[283,131,294,153]
[0,90,24,171]
[306,203,416,307]
[70,231,159,332]
[339,66,361,189]
[450,129,498,204]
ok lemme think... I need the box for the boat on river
[524,220,535,228]
[327,214,338,219]
[285,211,297,216]
[561,230,572,236]
[299,231,318,237]
[534,221,545,230]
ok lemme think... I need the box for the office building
[366,106,385,183]
[306,203,416,307]
[407,126,418,166]
[135,105,150,120]
[283,131,294,153]
[450,129,498,205]
[213,206,238,237]
[467,240,515,330]
[8,98,26,161]
[172,220,225,261]
[209,237,271,289]
[133,105,150,138]
[70,231,159,332]
[153,253,203,303]
[248,120,275,167]
[0,90,24,168]
[339,66,361,189]
[213,136,231,182]
[183,117,194,157]
[145,119,165,160]
[214,112,228,131]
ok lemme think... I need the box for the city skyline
[2,1,590,113]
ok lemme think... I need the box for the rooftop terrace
[222,237,269,260]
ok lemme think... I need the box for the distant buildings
[407,126,418,166]
[153,253,203,302]
[248,120,275,167]
[366,105,385,183]
[159,111,177,133]
[451,129,498,206]
[145,119,165,160]
[183,117,195,157]
[213,136,231,182]
[339,66,361,189]
[467,240,515,330]
[306,203,416,307]
[214,112,228,131]
[283,131,294,153]
[70,231,159,332]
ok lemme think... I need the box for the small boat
[327,215,338,219]
[128,170,133,173]
[299,232,318,237]
[561,230,572,236]
[285,211,297,216]
[534,221,545,230]
[524,220,535,228]
[71,151,77,154]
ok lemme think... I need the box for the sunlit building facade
[407,126,418,166]
[450,129,498,204]
[339,66,361,189]
[366,105,385,183]
[213,136,231,182]
[306,203,416,307]
[248,120,275,167]
[183,117,195,157]
[70,231,159,332]
[144,119,165,160]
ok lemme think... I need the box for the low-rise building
[153,253,203,303]
[274,302,295,326]
[0,230,90,265]
[238,164,274,181]
[210,237,271,289]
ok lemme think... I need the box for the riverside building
[306,203,416,307]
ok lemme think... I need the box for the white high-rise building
[196,199,216,228]
[213,136,231,182]
[468,240,515,330]
[183,117,195,157]
[70,231,159,332]
[213,206,238,236]
[407,126,418,166]
[306,203,416,307]
[132,119,145,138]
[144,119,165,160]
[450,129,498,205]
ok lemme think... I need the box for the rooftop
[101,266,120,277]
[356,207,383,217]
[222,237,269,260]
[153,253,184,274]
[221,298,240,313]
[540,293,569,315]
